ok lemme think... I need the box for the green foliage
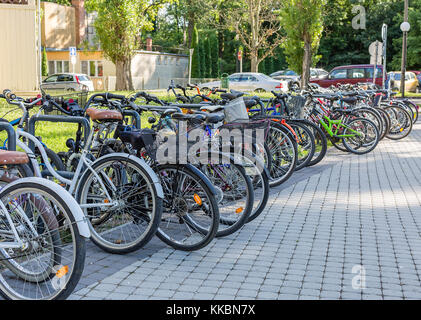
[390,0,421,70]
[86,0,156,63]
[210,34,219,77]
[42,47,48,77]
[279,0,327,74]
[199,38,206,78]
[191,26,201,78]
[319,0,403,71]
[204,37,212,78]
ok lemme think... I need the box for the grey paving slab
[74,123,421,300]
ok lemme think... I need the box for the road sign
[237,49,242,61]
[369,41,382,65]
[69,47,77,57]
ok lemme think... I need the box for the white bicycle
[2,91,164,254]
[0,147,90,299]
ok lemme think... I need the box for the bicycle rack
[123,110,141,129]
[0,122,16,151]
[28,115,91,152]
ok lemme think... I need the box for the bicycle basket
[41,89,88,115]
[115,125,158,154]
[223,97,249,122]
[285,95,306,118]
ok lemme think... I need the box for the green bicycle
[309,104,380,155]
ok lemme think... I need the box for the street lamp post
[400,0,409,98]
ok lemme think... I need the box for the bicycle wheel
[36,147,65,172]
[374,107,391,140]
[286,120,315,170]
[353,107,385,140]
[342,117,379,154]
[0,178,86,300]
[155,164,219,251]
[267,121,297,187]
[384,106,413,140]
[403,100,419,123]
[76,155,163,254]
[199,155,254,238]
[300,119,328,166]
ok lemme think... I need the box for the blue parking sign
[69,47,76,57]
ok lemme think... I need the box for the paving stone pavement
[70,122,421,300]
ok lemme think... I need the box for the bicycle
[2,91,164,254]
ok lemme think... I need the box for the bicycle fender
[2,177,91,238]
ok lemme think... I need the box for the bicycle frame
[318,115,362,138]
[15,125,117,210]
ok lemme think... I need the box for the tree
[42,47,48,77]
[86,0,171,90]
[221,0,284,72]
[199,37,206,78]
[279,0,326,89]
[191,26,201,78]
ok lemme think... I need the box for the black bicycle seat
[221,90,245,101]
[340,96,358,104]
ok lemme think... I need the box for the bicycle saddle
[340,96,358,104]
[244,97,259,108]
[86,108,123,122]
[0,150,28,165]
[171,113,207,125]
[194,111,225,124]
[200,104,224,112]
[220,90,245,101]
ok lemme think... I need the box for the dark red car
[310,64,384,88]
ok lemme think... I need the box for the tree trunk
[218,30,224,74]
[187,19,195,47]
[301,39,311,90]
[249,0,260,73]
[115,58,133,91]
[250,53,259,73]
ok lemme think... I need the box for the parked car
[310,64,384,88]
[41,73,94,92]
[388,71,420,93]
[199,73,287,92]
[310,68,329,79]
[270,68,328,88]
[408,70,421,86]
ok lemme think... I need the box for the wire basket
[41,89,88,115]
[224,97,249,122]
[285,95,307,118]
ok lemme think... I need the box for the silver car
[199,72,287,92]
[41,73,94,92]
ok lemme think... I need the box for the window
[366,67,383,79]
[350,68,365,79]
[228,75,242,82]
[81,60,103,77]
[330,69,347,79]
[240,75,257,82]
[48,61,70,75]
[57,75,73,82]
[48,61,55,75]
[43,75,58,83]
[78,75,90,81]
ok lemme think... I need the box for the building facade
[42,0,188,91]
[0,0,39,93]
